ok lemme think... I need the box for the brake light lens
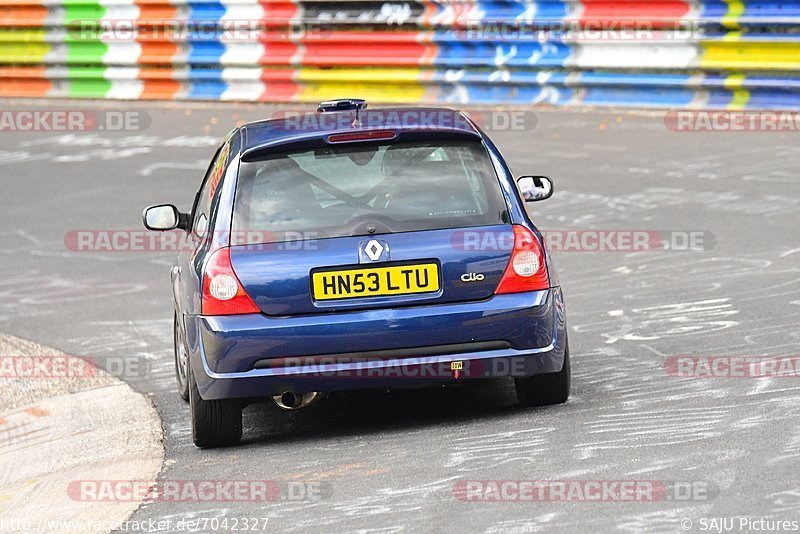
[202,247,260,315]
[327,130,396,143]
[495,225,550,294]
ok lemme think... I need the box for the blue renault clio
[144,100,569,448]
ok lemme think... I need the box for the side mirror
[143,204,188,231]
[516,176,554,202]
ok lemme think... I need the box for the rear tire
[515,340,571,407]
[174,313,190,402]
[189,364,242,448]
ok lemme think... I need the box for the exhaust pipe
[272,391,323,410]
[280,391,300,408]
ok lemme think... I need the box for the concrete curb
[0,334,164,534]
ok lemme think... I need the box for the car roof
[239,106,483,154]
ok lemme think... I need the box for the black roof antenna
[316,99,368,128]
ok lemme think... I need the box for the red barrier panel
[579,0,693,27]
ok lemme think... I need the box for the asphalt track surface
[1,101,799,533]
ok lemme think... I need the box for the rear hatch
[229,137,513,316]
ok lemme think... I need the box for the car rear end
[185,111,567,405]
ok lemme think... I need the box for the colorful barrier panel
[0,0,798,108]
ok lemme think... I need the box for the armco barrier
[0,1,799,108]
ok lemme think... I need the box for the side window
[192,142,231,238]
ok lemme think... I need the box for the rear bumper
[187,287,567,400]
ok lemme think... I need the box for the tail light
[201,247,260,316]
[495,225,550,294]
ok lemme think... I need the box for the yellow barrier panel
[702,41,800,71]
[299,82,428,104]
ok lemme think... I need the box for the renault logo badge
[359,239,390,263]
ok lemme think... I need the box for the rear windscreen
[232,140,508,244]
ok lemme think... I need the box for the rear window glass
[232,140,507,244]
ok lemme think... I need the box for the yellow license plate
[312,263,440,301]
